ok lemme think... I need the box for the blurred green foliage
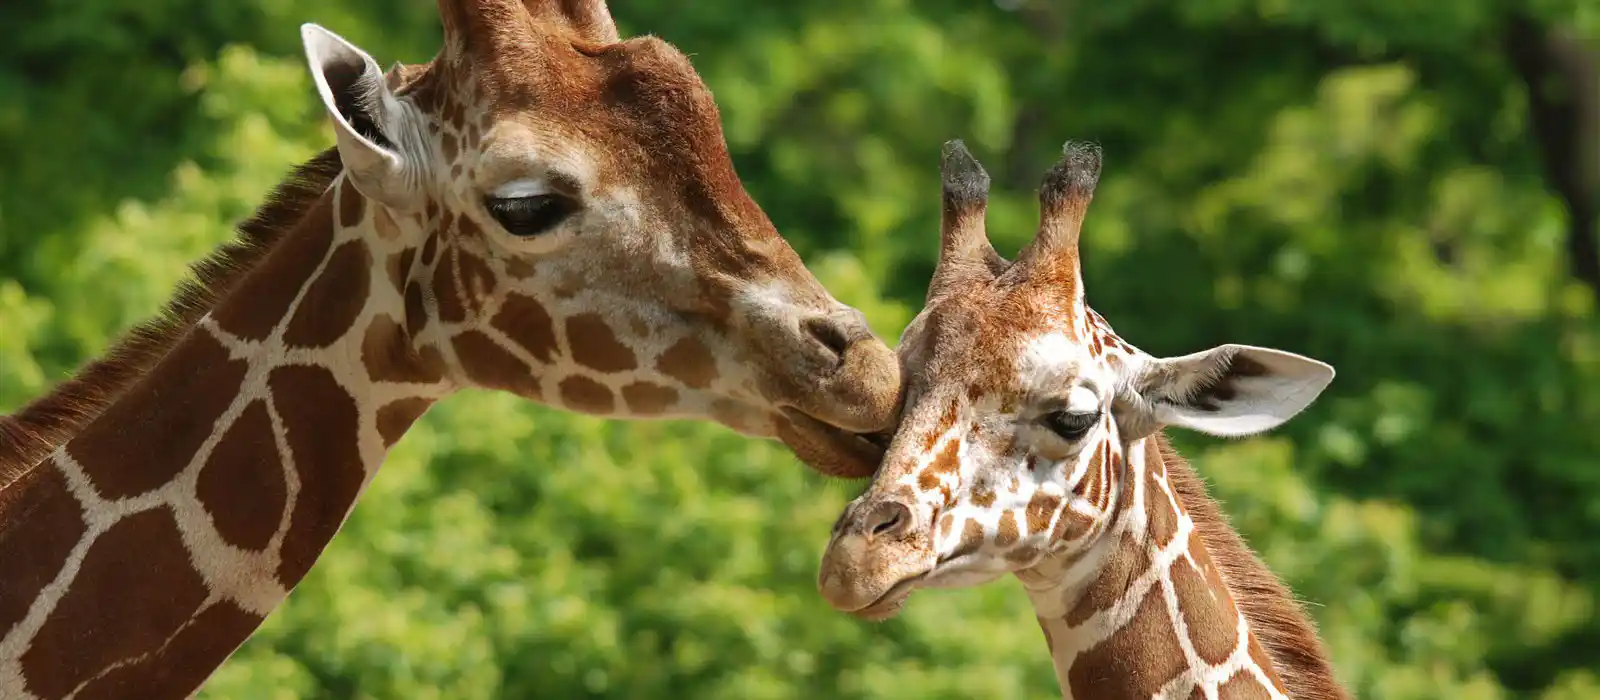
[4,0,1600,697]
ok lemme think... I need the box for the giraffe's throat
[1021,437,1292,700]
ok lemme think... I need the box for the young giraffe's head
[297,0,900,475]
[817,140,1334,616]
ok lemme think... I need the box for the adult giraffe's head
[817,140,1335,618]
[298,0,900,475]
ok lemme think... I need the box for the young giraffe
[817,141,1349,699]
[0,1,904,697]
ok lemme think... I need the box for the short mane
[1156,434,1350,700]
[0,148,345,489]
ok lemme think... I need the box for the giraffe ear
[301,24,419,209]
[1124,344,1334,438]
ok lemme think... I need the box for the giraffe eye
[1042,410,1099,442]
[485,194,578,237]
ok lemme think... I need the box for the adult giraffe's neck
[0,175,451,700]
[1019,437,1309,700]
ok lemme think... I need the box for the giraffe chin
[845,575,922,622]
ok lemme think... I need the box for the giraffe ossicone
[0,1,903,697]
[817,140,1350,699]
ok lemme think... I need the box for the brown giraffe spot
[937,512,954,540]
[710,399,762,433]
[404,281,429,335]
[994,511,1020,547]
[458,214,483,239]
[492,293,560,364]
[505,255,537,279]
[1005,544,1042,564]
[620,382,679,415]
[629,314,651,338]
[1066,533,1150,626]
[72,599,263,700]
[0,465,87,638]
[433,247,467,323]
[439,210,457,238]
[928,401,960,452]
[1026,491,1061,535]
[1172,547,1240,665]
[20,507,208,700]
[1079,441,1106,505]
[971,485,996,508]
[284,240,372,348]
[363,315,443,384]
[1147,472,1179,547]
[451,163,464,180]
[1067,582,1188,700]
[270,365,366,587]
[441,132,458,161]
[73,331,247,499]
[559,376,616,414]
[1188,686,1207,700]
[421,232,439,266]
[953,518,986,559]
[388,248,415,291]
[1051,504,1094,543]
[377,398,435,447]
[456,248,496,316]
[374,208,400,240]
[338,183,365,228]
[566,313,638,373]
[657,336,717,389]
[213,197,335,340]
[919,439,960,489]
[1217,669,1275,699]
[453,330,542,398]
[195,401,286,552]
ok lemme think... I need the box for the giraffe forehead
[1018,332,1101,387]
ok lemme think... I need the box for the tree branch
[1505,15,1600,301]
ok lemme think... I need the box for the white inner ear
[1149,345,1334,438]
[300,23,413,206]
[491,179,554,198]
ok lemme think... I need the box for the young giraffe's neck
[1017,437,1292,700]
[0,176,448,699]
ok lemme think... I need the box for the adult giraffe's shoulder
[0,1,902,697]
[817,140,1350,699]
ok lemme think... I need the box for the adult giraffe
[817,141,1349,699]
[0,1,903,697]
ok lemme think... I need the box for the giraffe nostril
[803,316,852,363]
[865,502,912,539]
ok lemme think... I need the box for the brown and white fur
[817,141,1348,699]
[0,1,903,697]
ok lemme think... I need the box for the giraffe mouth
[778,409,892,478]
[847,573,925,622]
